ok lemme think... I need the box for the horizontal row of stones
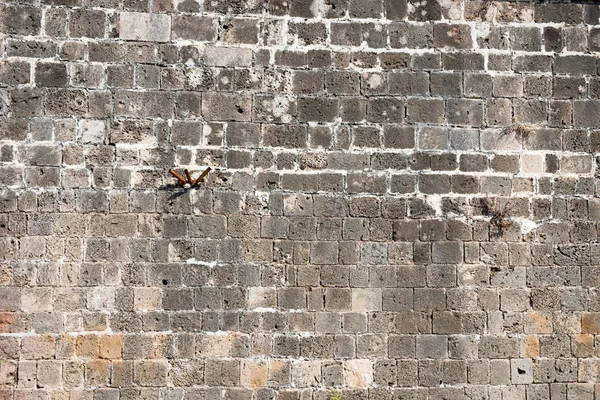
[6,43,600,72]
[4,233,600,264]
[0,158,597,187]
[6,121,600,154]
[2,310,600,345]
[3,89,599,127]
[1,258,599,288]
[0,354,599,388]
[0,139,596,176]
[7,330,594,360]
[2,277,600,311]
[1,341,600,384]
[1,188,599,219]
[4,201,600,231]
[0,386,599,400]
[3,4,600,49]
[2,0,596,21]
[0,306,599,336]
[2,202,600,233]
[2,145,598,171]
[0,172,594,201]
[11,63,600,96]
[2,310,600,342]
[5,75,600,112]
[1,171,597,197]
[0,350,599,388]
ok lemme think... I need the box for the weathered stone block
[119,12,171,42]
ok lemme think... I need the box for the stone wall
[1,0,600,398]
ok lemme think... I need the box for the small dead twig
[503,123,534,138]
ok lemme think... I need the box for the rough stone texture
[0,0,599,398]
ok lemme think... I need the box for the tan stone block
[579,359,600,383]
[169,360,203,387]
[352,288,382,312]
[47,239,66,261]
[520,335,539,358]
[21,288,52,313]
[554,312,580,334]
[63,361,84,388]
[573,334,595,358]
[291,360,321,388]
[17,360,36,389]
[195,334,231,357]
[119,12,171,42]
[19,237,46,259]
[133,288,162,312]
[76,335,100,358]
[64,238,83,261]
[0,337,19,359]
[21,335,55,359]
[289,313,314,332]
[48,390,69,400]
[344,359,372,388]
[134,360,168,386]
[521,154,544,174]
[582,313,600,334]
[64,314,81,332]
[0,361,16,387]
[85,360,110,386]
[248,287,276,309]
[267,360,290,387]
[68,389,93,400]
[99,335,122,359]
[512,177,534,193]
[82,312,107,331]
[13,390,49,400]
[0,312,21,334]
[240,360,267,389]
[203,46,253,67]
[524,311,552,334]
[0,263,12,285]
[54,288,86,312]
[251,333,272,356]
[111,360,133,387]
[37,360,62,388]
[293,242,310,265]
[561,155,593,174]
[87,287,115,311]
[54,214,87,237]
[243,239,273,262]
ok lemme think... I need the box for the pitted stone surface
[1,0,600,398]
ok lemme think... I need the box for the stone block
[352,288,382,312]
[119,12,171,42]
[202,93,252,122]
[511,358,534,384]
[203,46,253,67]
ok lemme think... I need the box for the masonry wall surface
[1,0,600,398]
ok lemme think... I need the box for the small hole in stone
[222,178,228,182]
[162,279,168,285]
[236,106,244,114]
[517,368,525,375]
